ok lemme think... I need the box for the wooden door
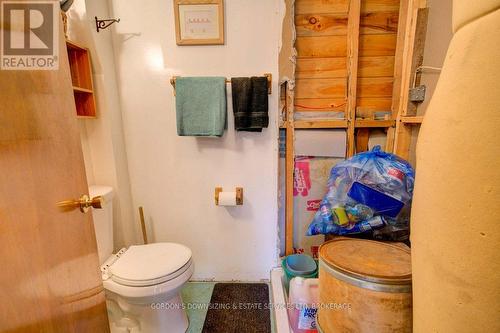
[0,16,109,333]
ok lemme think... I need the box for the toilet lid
[109,243,192,287]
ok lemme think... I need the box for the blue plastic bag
[307,146,415,241]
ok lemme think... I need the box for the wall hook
[95,16,120,32]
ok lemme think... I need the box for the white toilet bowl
[89,186,194,332]
[100,243,194,333]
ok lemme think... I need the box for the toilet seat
[101,242,192,287]
[103,259,194,301]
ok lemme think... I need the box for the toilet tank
[89,185,114,264]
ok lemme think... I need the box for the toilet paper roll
[218,191,237,206]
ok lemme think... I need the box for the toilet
[89,185,194,333]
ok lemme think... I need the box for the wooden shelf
[66,40,96,118]
[281,119,395,129]
[294,119,348,129]
[355,119,395,128]
[401,116,424,124]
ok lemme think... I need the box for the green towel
[175,77,227,137]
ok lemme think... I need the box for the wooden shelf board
[401,116,423,124]
[294,119,348,129]
[73,86,93,94]
[354,119,395,128]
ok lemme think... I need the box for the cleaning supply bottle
[288,277,319,333]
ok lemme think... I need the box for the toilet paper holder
[215,187,243,206]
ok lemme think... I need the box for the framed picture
[173,0,224,45]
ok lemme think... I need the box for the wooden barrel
[318,238,412,332]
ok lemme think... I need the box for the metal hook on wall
[95,16,120,33]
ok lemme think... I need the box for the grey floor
[181,282,276,333]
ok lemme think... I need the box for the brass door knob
[57,195,104,213]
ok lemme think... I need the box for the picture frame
[173,0,224,46]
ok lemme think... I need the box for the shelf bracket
[95,16,120,33]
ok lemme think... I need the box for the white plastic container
[288,277,319,333]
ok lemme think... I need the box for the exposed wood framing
[280,0,297,256]
[393,0,428,159]
[355,119,395,128]
[356,128,370,152]
[401,115,423,124]
[282,0,420,254]
[346,0,361,157]
[285,83,295,255]
[294,119,348,128]
[386,0,409,152]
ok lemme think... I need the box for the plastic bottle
[288,277,319,333]
[319,201,333,224]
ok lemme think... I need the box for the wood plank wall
[295,0,400,119]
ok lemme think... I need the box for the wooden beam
[294,98,347,112]
[284,83,295,255]
[294,119,348,129]
[296,57,347,79]
[295,78,347,98]
[357,77,394,97]
[358,56,395,77]
[355,119,395,128]
[295,12,398,37]
[296,36,347,58]
[356,97,393,115]
[361,0,401,13]
[346,0,361,157]
[295,56,394,79]
[401,116,423,124]
[295,0,349,15]
[294,77,398,100]
[359,34,398,56]
[386,0,409,152]
[356,128,370,153]
[296,34,396,58]
[295,13,348,37]
[360,11,399,34]
[393,2,428,159]
[295,0,400,15]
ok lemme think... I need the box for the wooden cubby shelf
[66,40,97,118]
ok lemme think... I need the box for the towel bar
[170,73,272,95]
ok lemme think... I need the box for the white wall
[109,0,281,280]
[408,0,453,165]
[67,0,139,249]
[418,0,453,114]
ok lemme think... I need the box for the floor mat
[202,283,271,333]
[182,282,215,333]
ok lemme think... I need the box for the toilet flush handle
[56,194,103,213]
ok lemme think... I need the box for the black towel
[231,77,269,132]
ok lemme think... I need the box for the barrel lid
[319,238,411,284]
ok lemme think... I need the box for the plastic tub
[282,254,318,291]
